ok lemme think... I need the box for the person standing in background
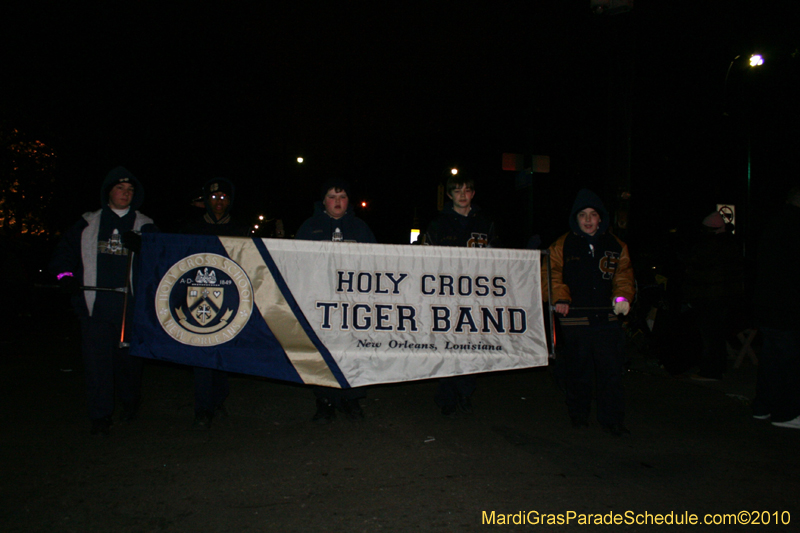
[181,178,249,429]
[752,186,800,428]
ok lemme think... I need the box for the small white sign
[716,204,735,233]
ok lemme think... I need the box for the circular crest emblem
[156,253,253,346]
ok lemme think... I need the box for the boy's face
[577,208,601,236]
[323,188,348,219]
[108,182,134,210]
[208,193,231,219]
[448,184,475,210]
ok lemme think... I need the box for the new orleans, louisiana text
[481,510,791,526]
[355,339,504,351]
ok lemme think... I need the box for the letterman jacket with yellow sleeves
[543,189,635,327]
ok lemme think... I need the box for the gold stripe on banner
[219,237,341,388]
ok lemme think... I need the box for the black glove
[123,231,142,253]
[58,274,80,295]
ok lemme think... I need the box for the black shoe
[457,395,473,414]
[214,404,229,421]
[689,373,721,382]
[90,417,112,436]
[120,402,139,422]
[441,404,458,417]
[570,415,589,428]
[341,398,364,420]
[312,398,335,424]
[602,423,630,437]
[193,411,212,430]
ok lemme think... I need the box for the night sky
[3,2,799,251]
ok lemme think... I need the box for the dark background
[3,1,799,251]
[3,8,800,529]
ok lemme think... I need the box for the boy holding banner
[50,167,157,435]
[296,178,376,423]
[424,173,499,416]
[545,188,634,436]
[181,178,250,429]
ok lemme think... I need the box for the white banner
[265,240,549,387]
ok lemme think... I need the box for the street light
[724,54,764,114]
[723,53,764,259]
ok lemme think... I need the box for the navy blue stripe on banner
[251,238,350,388]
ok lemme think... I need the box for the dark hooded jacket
[181,178,249,237]
[295,202,376,243]
[754,202,800,331]
[424,201,499,248]
[50,166,157,322]
[680,226,743,305]
[544,189,635,326]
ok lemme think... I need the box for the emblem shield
[186,286,225,325]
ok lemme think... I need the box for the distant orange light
[361,201,367,208]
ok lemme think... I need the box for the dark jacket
[181,178,250,237]
[424,202,499,248]
[680,229,743,305]
[544,189,635,326]
[754,203,800,330]
[295,202,376,243]
[49,167,157,322]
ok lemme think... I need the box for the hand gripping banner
[130,234,549,388]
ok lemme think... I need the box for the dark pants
[561,323,625,426]
[313,386,366,408]
[80,317,143,421]
[194,367,229,415]
[753,327,800,421]
[692,300,729,379]
[434,375,477,409]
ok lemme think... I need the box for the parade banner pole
[543,249,556,359]
[79,286,127,293]
[118,250,135,348]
